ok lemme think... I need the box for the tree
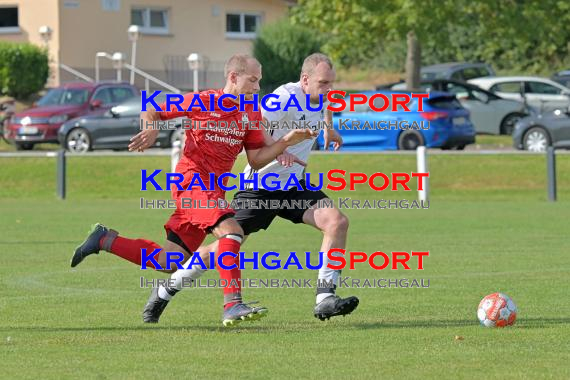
[291,0,570,74]
[253,19,323,93]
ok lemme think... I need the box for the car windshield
[37,88,90,106]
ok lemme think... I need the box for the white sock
[156,256,208,301]
[316,249,344,304]
[316,293,334,304]
[170,259,207,291]
[158,286,173,300]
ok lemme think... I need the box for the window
[476,67,493,78]
[351,102,369,113]
[111,87,136,103]
[427,97,462,110]
[461,68,483,81]
[92,88,113,105]
[0,7,19,33]
[525,81,562,95]
[131,7,169,35]
[101,0,120,12]
[471,90,490,103]
[37,89,89,106]
[450,71,464,81]
[445,83,471,100]
[490,82,521,94]
[369,97,385,112]
[226,12,261,38]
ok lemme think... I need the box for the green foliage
[292,0,570,75]
[291,0,386,67]
[0,41,49,99]
[253,18,323,92]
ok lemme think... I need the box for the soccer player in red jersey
[70,54,316,326]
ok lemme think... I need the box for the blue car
[316,90,476,150]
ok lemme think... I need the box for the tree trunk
[405,31,421,90]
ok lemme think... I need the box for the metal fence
[163,55,226,90]
[0,148,562,201]
[60,57,226,92]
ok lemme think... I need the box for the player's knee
[322,211,349,235]
[223,224,244,239]
[337,213,349,232]
[213,217,243,239]
[228,225,244,239]
[154,254,176,273]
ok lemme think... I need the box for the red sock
[216,236,242,309]
[101,236,159,269]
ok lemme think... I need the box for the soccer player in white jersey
[160,53,359,321]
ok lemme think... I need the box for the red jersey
[158,89,265,176]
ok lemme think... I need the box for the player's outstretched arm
[259,120,306,168]
[323,109,343,151]
[246,128,316,169]
[129,109,161,152]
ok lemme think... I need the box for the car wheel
[398,130,424,150]
[169,127,183,148]
[455,144,466,150]
[522,127,550,152]
[66,128,91,153]
[500,113,525,135]
[15,142,34,150]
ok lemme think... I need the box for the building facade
[0,0,291,90]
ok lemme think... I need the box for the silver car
[470,76,570,113]
[389,80,528,135]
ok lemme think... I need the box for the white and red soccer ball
[477,293,517,328]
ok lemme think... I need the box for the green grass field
[0,134,515,152]
[1,153,569,379]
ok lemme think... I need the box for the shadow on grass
[354,317,570,329]
[2,317,568,334]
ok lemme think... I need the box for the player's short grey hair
[224,54,260,78]
[301,53,333,76]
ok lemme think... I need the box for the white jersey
[242,82,327,190]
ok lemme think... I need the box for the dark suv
[552,70,570,88]
[421,62,495,82]
[4,81,138,150]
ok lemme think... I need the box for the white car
[469,76,570,112]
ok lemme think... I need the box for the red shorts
[163,166,235,250]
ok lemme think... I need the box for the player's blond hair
[224,54,261,78]
[301,53,333,76]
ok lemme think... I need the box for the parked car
[315,90,475,151]
[58,95,183,153]
[381,79,530,135]
[420,62,495,82]
[513,106,570,152]
[469,76,570,113]
[552,70,570,88]
[4,81,139,150]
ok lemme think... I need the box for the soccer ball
[477,293,517,328]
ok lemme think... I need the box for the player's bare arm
[246,128,317,169]
[261,117,307,168]
[323,105,343,151]
[129,109,162,152]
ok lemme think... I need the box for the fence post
[171,141,181,172]
[417,146,429,203]
[547,146,556,202]
[57,149,66,199]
